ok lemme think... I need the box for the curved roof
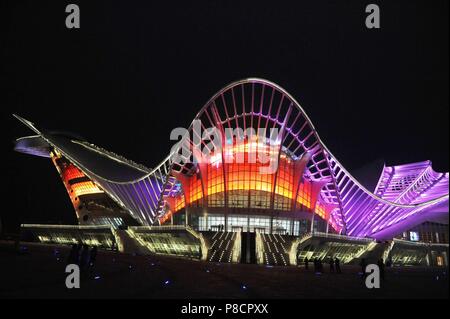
[14,115,150,182]
[13,78,449,238]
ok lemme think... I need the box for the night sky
[1,0,448,233]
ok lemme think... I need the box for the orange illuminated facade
[52,154,103,198]
[165,138,328,224]
[51,153,114,224]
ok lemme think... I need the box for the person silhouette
[304,256,309,270]
[335,257,341,273]
[89,246,98,267]
[386,257,392,267]
[377,258,385,280]
[329,257,335,273]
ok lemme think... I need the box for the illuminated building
[14,79,449,266]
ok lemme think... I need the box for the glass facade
[198,215,226,231]
[193,213,322,235]
[171,139,323,217]
[249,216,271,233]
[228,216,249,232]
[272,218,291,235]
[397,222,449,244]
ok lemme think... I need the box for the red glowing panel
[62,164,85,182]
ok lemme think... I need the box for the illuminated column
[310,204,316,234]
[309,178,329,233]
[165,197,175,225]
[192,147,209,208]
[323,203,339,234]
[270,131,286,210]
[269,215,273,234]
[292,152,311,211]
[172,172,191,226]
[211,104,229,210]
[225,214,228,232]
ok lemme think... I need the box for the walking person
[304,256,309,270]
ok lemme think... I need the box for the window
[228,215,249,232]
[207,160,225,207]
[189,173,203,206]
[181,138,311,213]
[273,218,291,235]
[207,215,225,231]
[274,156,294,210]
[71,181,103,197]
[409,231,420,241]
[297,180,312,210]
[198,216,207,231]
[249,216,271,233]
[175,195,185,212]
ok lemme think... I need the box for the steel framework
[14,78,449,239]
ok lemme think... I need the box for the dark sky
[1,0,448,232]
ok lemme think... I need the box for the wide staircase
[295,232,376,265]
[203,231,237,263]
[113,229,148,255]
[258,233,293,266]
[126,226,202,259]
